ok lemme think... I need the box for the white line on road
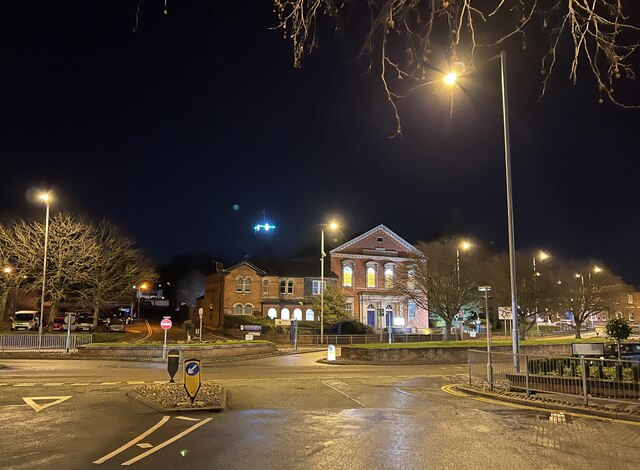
[175,416,201,422]
[127,381,145,385]
[121,418,213,466]
[100,382,121,385]
[44,383,65,386]
[93,416,170,464]
[321,381,365,408]
[71,383,90,386]
[14,383,36,387]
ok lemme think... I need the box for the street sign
[167,349,179,383]
[498,307,513,320]
[198,307,203,318]
[245,334,254,341]
[377,308,384,317]
[241,325,263,331]
[160,318,172,330]
[183,358,202,403]
[327,345,336,361]
[275,319,291,326]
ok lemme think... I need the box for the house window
[628,294,634,304]
[263,279,269,294]
[408,301,417,321]
[287,280,294,294]
[343,266,353,287]
[305,309,315,321]
[244,277,252,293]
[367,267,376,288]
[293,308,302,321]
[407,269,415,290]
[245,304,252,315]
[312,280,325,295]
[268,308,277,319]
[384,268,394,289]
[236,277,243,293]
[234,304,243,315]
[345,302,353,315]
[377,236,384,242]
[280,280,286,294]
[281,308,290,320]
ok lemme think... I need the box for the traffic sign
[327,345,336,361]
[183,358,202,403]
[167,349,179,383]
[160,318,172,330]
[498,307,513,320]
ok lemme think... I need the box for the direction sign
[160,318,172,330]
[183,358,202,403]
[275,319,291,326]
[498,307,513,320]
[167,349,179,383]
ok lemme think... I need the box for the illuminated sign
[254,223,276,232]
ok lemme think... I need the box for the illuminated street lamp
[456,240,473,340]
[2,266,12,274]
[320,221,340,344]
[444,51,521,369]
[532,251,551,329]
[36,192,51,351]
[136,282,149,320]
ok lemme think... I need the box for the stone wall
[78,342,277,360]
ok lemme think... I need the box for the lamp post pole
[320,228,325,345]
[479,286,493,388]
[37,198,50,351]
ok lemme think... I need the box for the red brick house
[330,224,429,331]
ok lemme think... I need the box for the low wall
[78,342,277,360]
[340,344,572,365]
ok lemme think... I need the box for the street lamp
[532,251,550,331]
[320,221,339,344]
[136,282,149,320]
[456,240,473,340]
[444,51,520,369]
[478,286,493,389]
[36,192,51,351]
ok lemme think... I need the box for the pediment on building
[330,224,418,258]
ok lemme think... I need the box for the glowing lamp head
[2,266,12,274]
[444,72,458,86]
[140,283,149,290]
[575,273,581,279]
[593,266,602,273]
[460,240,472,251]
[38,192,51,203]
[538,251,550,261]
[328,221,339,231]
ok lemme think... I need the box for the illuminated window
[287,280,294,294]
[293,308,302,321]
[236,277,243,293]
[268,308,277,319]
[245,304,252,315]
[244,277,252,293]
[305,309,314,321]
[367,267,376,288]
[343,266,353,287]
[281,308,290,320]
[384,268,394,289]
[234,304,243,315]
[263,279,269,294]
[628,294,634,304]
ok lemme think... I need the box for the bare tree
[274,0,640,136]
[396,237,482,340]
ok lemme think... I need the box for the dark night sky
[1,1,639,282]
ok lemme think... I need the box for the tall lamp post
[456,240,472,340]
[532,251,550,332]
[320,221,339,344]
[478,286,493,388]
[444,50,520,369]
[136,282,148,320]
[37,192,51,351]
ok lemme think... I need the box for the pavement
[1,351,639,469]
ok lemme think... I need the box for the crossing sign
[183,358,202,403]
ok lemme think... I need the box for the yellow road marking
[14,383,36,387]
[127,381,145,385]
[93,416,170,464]
[99,382,121,385]
[44,383,64,386]
[441,384,640,426]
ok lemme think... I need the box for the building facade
[330,224,429,331]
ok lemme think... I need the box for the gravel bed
[130,382,226,410]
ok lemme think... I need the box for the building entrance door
[367,309,375,326]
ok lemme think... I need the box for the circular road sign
[160,318,172,330]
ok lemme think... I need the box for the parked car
[11,311,39,331]
[106,318,125,332]
[75,313,95,332]
[52,314,67,331]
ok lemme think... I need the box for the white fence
[0,334,93,351]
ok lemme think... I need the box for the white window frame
[293,308,302,321]
[244,304,252,316]
[244,277,252,293]
[305,309,315,321]
[236,277,244,293]
[263,279,269,294]
[281,308,290,320]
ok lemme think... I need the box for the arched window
[280,280,286,294]
[367,267,376,288]
[407,269,415,290]
[384,268,394,289]
[343,266,353,287]
[268,308,277,319]
[234,304,243,315]
[245,304,252,315]
[236,277,243,293]
[385,303,393,327]
[305,309,315,321]
[408,301,417,320]
[287,280,294,294]
[293,308,302,321]
[281,308,290,320]
[244,277,252,293]
[262,279,269,294]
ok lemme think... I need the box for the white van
[11,311,39,331]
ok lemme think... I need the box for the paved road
[1,352,638,469]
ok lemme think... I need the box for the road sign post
[160,316,172,359]
[167,349,179,383]
[183,358,202,403]
[198,307,203,341]
[64,312,75,353]
[327,344,336,361]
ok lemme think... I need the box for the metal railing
[0,334,93,351]
[298,333,450,345]
[468,349,640,406]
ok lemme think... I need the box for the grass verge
[346,337,608,349]
[81,340,274,348]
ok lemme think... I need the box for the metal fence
[0,334,93,351]
[298,333,451,345]
[468,349,640,406]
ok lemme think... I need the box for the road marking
[14,383,37,387]
[153,381,167,384]
[44,383,64,386]
[71,383,90,386]
[395,387,418,397]
[440,384,640,426]
[127,381,145,385]
[0,383,8,387]
[135,319,153,343]
[93,416,170,464]
[321,380,365,408]
[121,418,213,466]
[175,416,201,421]
[23,396,72,412]
[100,382,121,385]
[136,443,153,449]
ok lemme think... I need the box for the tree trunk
[0,290,8,322]
[443,319,452,341]
[574,319,582,339]
[518,316,527,341]
[47,302,58,332]
[93,304,100,329]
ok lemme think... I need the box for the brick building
[197,259,337,330]
[330,224,429,331]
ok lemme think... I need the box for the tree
[274,1,640,136]
[312,282,351,326]
[396,237,482,340]
[182,319,196,342]
[551,261,627,338]
[604,316,632,360]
